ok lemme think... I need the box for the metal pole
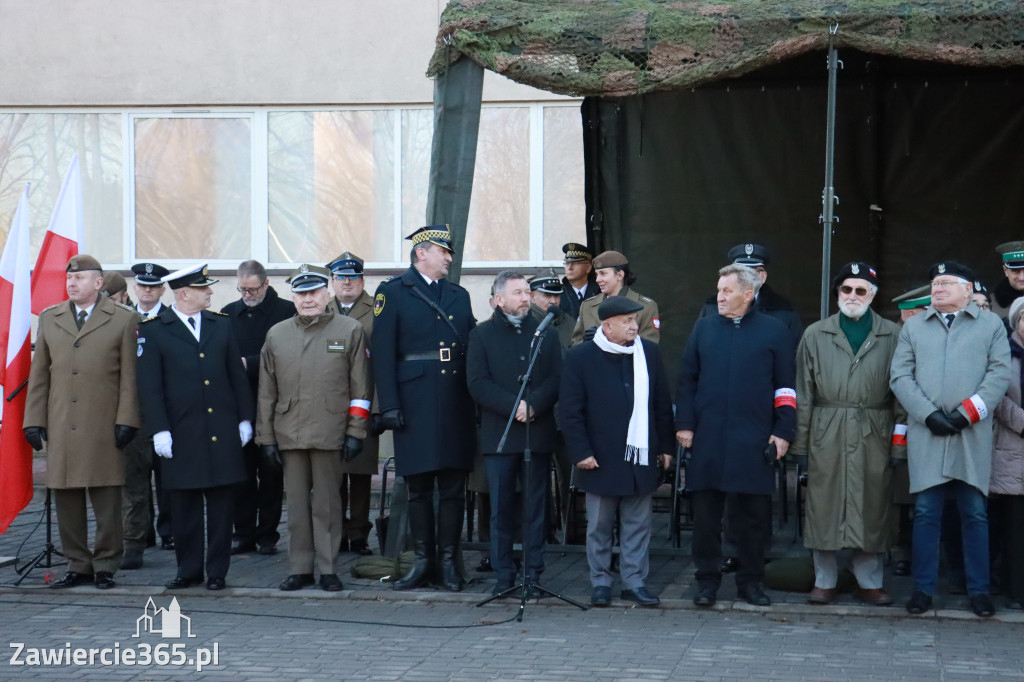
[819,23,841,320]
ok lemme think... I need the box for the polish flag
[0,186,35,532]
[30,154,83,315]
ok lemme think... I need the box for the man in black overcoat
[221,259,294,555]
[467,271,562,597]
[372,225,477,591]
[137,264,254,591]
[676,263,797,608]
[559,297,674,608]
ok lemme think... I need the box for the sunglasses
[839,285,870,297]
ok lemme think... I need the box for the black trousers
[405,468,466,549]
[990,494,1024,600]
[233,440,283,546]
[154,458,173,540]
[170,485,235,581]
[692,489,770,589]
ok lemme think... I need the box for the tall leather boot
[393,501,434,591]
[438,495,465,592]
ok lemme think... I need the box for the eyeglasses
[839,285,870,297]
[978,302,991,310]
[931,279,964,289]
[237,281,267,295]
[333,274,363,280]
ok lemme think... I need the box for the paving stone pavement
[2,475,1023,679]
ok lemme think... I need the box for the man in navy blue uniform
[136,264,254,591]
[372,224,477,591]
[676,263,797,608]
[467,271,562,597]
[559,242,598,321]
[559,296,674,608]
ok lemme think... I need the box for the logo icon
[851,264,860,275]
[744,244,753,256]
[134,597,196,639]
[145,263,153,274]
[938,264,946,274]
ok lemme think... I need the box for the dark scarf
[839,308,872,355]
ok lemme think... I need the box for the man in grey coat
[890,261,1011,617]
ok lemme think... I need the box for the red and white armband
[960,394,987,424]
[774,388,797,409]
[348,399,371,419]
[892,424,907,446]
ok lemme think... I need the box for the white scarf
[593,326,650,466]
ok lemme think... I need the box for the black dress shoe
[350,539,372,556]
[720,557,738,573]
[166,576,203,589]
[231,542,256,555]
[475,557,493,573]
[621,587,660,607]
[738,583,771,606]
[95,571,116,590]
[969,594,995,617]
[160,537,175,550]
[120,551,144,571]
[279,574,315,591]
[893,560,911,576]
[591,585,611,607]
[256,543,278,556]
[50,571,94,589]
[905,590,932,614]
[206,577,226,591]
[320,574,344,592]
[527,584,544,600]
[1005,598,1024,610]
[693,586,717,607]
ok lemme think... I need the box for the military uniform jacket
[890,303,1011,495]
[136,308,254,490]
[221,285,295,397]
[255,310,371,451]
[791,311,904,552]
[371,266,477,476]
[675,310,797,495]
[330,290,381,475]
[559,339,674,496]
[530,303,574,353]
[571,286,660,346]
[560,275,598,321]
[25,297,140,489]
[467,309,562,454]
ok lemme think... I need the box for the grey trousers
[812,549,884,589]
[284,449,343,576]
[585,491,652,590]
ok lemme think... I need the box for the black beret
[928,261,974,282]
[832,261,878,292]
[598,296,643,321]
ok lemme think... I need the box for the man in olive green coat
[791,262,905,606]
[24,255,140,589]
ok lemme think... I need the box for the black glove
[114,425,138,449]
[945,410,970,432]
[582,327,598,342]
[925,410,959,436]
[24,426,47,452]
[791,454,808,470]
[260,444,282,469]
[370,413,387,437]
[342,436,364,462]
[888,457,907,469]
[378,409,405,432]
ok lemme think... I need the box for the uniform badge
[851,264,860,275]
[744,244,753,256]
[373,293,385,316]
[69,258,79,271]
[145,263,153,274]
[938,263,946,274]
[137,339,144,357]
[300,263,309,273]
[365,348,371,359]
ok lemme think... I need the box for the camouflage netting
[428,0,1024,97]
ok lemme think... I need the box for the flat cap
[287,264,331,292]
[326,251,364,276]
[592,250,628,269]
[727,243,770,267]
[66,254,102,272]
[929,261,974,282]
[131,262,170,285]
[101,271,127,297]
[598,295,643,321]
[996,241,1024,269]
[562,242,593,262]
[891,284,931,310]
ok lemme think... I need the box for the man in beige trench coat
[790,262,905,606]
[24,255,140,589]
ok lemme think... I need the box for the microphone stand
[14,488,65,585]
[476,324,587,619]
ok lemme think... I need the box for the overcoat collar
[819,308,891,360]
[53,296,117,339]
[922,301,982,322]
[156,306,222,347]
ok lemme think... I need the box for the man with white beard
[790,262,905,605]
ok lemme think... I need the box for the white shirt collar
[171,305,202,339]
[74,302,96,317]
[418,271,438,286]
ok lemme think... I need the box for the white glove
[154,431,173,458]
[239,420,253,446]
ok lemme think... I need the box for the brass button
[441,369,447,375]
[452,370,458,375]
[451,342,457,347]
[204,380,210,386]
[448,315,453,320]
[199,352,205,358]
[211,436,217,442]
[439,341,445,347]
[207,408,213,413]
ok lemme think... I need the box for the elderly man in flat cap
[257,264,372,592]
[571,251,659,345]
[560,296,674,608]
[559,242,598,321]
[891,260,1010,617]
[372,224,476,591]
[790,262,904,606]
[24,255,140,589]
[137,264,254,591]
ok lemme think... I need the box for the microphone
[534,305,561,337]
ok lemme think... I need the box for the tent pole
[819,23,841,320]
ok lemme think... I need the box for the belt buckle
[440,348,451,362]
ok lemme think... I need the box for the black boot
[439,546,463,592]
[393,500,434,591]
[437,490,465,592]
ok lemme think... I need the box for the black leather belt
[399,349,452,362]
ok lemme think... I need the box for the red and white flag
[30,154,82,315]
[0,185,35,532]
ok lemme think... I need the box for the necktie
[430,281,440,300]
[945,313,955,328]
[340,306,350,316]
[188,317,196,330]
[76,310,87,330]
[578,289,583,301]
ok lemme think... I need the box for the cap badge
[300,263,309,273]
[938,263,946,274]
[851,264,860,275]
[145,263,153,274]
[744,244,754,256]
[201,266,208,276]
[70,258,79,271]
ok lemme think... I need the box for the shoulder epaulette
[140,316,159,323]
[209,310,229,316]
[639,295,653,304]
[114,302,136,312]
[40,303,62,315]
